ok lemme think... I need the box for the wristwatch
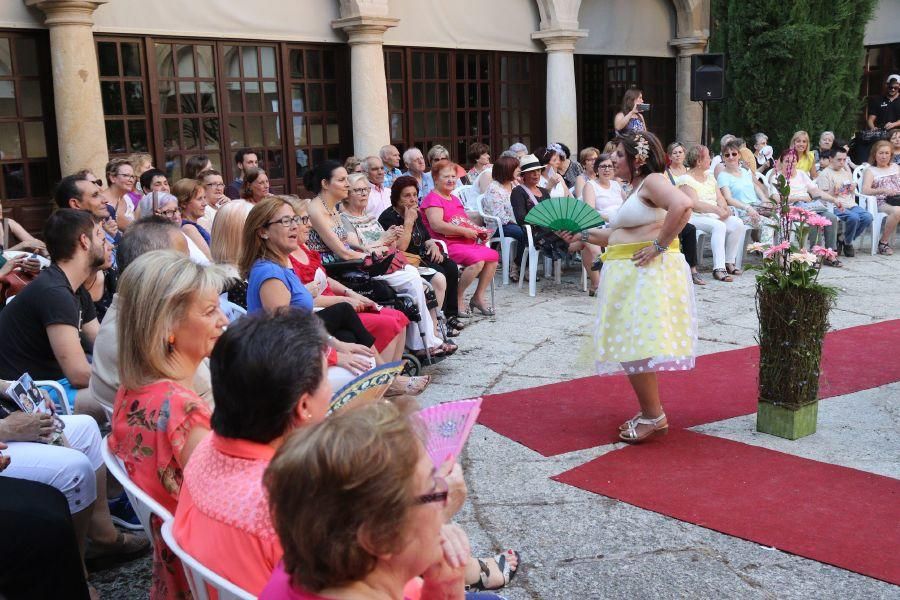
[580,230,590,243]
[652,239,668,253]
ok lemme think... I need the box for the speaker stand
[701,101,710,148]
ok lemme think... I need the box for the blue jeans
[835,205,873,244]
[501,223,527,265]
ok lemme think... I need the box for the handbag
[885,195,900,207]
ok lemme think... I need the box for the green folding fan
[524,197,605,233]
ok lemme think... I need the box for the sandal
[446,316,467,331]
[823,257,843,267]
[619,412,643,431]
[725,263,742,276]
[878,242,893,255]
[691,272,707,286]
[468,550,520,591]
[619,413,668,444]
[712,269,733,282]
[385,374,430,397]
[469,299,495,316]
[85,531,151,572]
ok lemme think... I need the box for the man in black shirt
[867,75,900,131]
[0,210,109,412]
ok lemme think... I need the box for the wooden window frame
[96,37,151,158]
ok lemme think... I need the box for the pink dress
[419,191,499,266]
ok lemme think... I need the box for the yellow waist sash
[602,239,682,261]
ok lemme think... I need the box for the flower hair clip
[634,135,650,165]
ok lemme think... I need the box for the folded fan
[524,196,605,233]
[415,398,482,467]
[328,361,405,415]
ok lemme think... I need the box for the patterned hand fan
[415,398,482,467]
[524,197,605,233]
[328,361,404,415]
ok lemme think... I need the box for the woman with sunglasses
[263,400,517,599]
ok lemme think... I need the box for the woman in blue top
[239,197,430,393]
[174,178,212,260]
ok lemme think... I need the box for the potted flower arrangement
[747,168,838,440]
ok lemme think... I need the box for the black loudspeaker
[690,54,725,101]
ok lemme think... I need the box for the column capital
[669,34,710,55]
[25,0,107,26]
[532,28,588,53]
[332,15,399,45]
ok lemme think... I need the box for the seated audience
[574,146,600,199]
[379,176,463,332]
[402,147,428,199]
[263,400,515,599]
[0,380,149,577]
[753,133,774,173]
[289,198,410,363]
[343,155,364,174]
[0,477,91,600]
[197,168,228,231]
[583,153,625,223]
[790,130,818,178]
[0,210,108,412]
[772,149,842,264]
[364,155,392,217]
[109,250,227,599]
[209,199,253,308]
[90,217,213,414]
[138,192,210,264]
[54,172,109,218]
[420,159,498,316]
[183,154,213,181]
[482,155,526,281]
[0,195,47,255]
[509,154,570,271]
[717,144,777,245]
[815,131,835,164]
[466,142,493,192]
[242,168,271,204]
[861,140,900,255]
[509,142,529,158]
[379,144,404,187]
[676,145,747,282]
[225,149,259,200]
[421,144,464,198]
[665,142,688,181]
[173,308,333,596]
[535,146,572,197]
[129,153,154,198]
[241,196,429,393]
[555,143,583,189]
[138,168,170,200]
[341,173,452,357]
[890,127,900,165]
[816,148,872,257]
[174,178,212,260]
[105,158,136,231]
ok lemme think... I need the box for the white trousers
[0,414,103,513]
[690,214,746,270]
[378,265,441,351]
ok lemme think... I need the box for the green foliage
[709,0,877,151]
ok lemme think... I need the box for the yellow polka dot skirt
[593,242,697,376]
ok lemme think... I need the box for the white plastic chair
[474,194,516,285]
[159,519,256,600]
[454,185,480,211]
[101,435,173,547]
[853,163,887,255]
[35,379,72,415]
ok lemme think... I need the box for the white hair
[137,191,177,219]
[379,145,397,160]
[509,142,528,154]
[362,155,382,172]
[402,147,423,167]
[819,131,834,143]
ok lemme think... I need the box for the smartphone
[637,103,651,113]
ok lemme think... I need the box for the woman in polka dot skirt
[561,131,696,443]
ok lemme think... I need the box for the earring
[302,410,312,420]
[167,334,175,353]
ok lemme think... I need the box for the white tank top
[609,179,665,229]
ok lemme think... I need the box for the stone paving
[95,248,900,599]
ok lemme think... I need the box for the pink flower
[787,206,812,222]
[747,242,767,253]
[788,250,818,266]
[763,241,790,258]
[812,245,837,261]
[806,214,832,228]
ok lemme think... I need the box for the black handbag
[885,195,900,207]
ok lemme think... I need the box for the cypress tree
[709,0,877,151]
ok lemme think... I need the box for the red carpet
[553,430,900,585]
[478,320,900,456]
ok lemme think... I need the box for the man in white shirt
[364,156,392,218]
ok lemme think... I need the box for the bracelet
[580,230,590,243]
[652,239,668,253]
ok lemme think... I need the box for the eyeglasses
[92,179,103,187]
[598,164,614,170]
[156,208,180,218]
[350,187,371,195]
[415,475,449,506]
[723,152,740,157]
[266,215,308,228]
[206,182,226,188]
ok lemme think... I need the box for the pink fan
[416,398,482,467]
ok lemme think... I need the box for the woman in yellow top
[791,130,818,178]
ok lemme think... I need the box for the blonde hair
[579,146,600,165]
[117,250,227,390]
[238,196,297,278]
[210,200,253,265]
[790,130,810,150]
[129,153,153,172]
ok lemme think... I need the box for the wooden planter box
[756,401,818,440]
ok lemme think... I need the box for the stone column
[332,15,398,158]
[669,35,709,148]
[532,29,586,152]
[26,0,109,179]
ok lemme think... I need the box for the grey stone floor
[95,247,900,599]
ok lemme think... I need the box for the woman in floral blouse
[481,155,524,281]
[110,250,228,600]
